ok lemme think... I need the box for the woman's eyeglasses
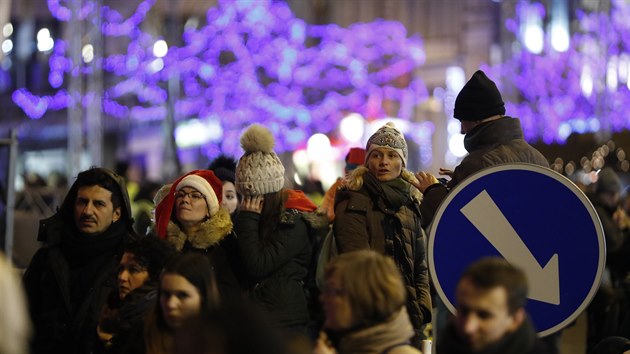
[175,190,205,201]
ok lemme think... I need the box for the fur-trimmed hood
[165,207,233,251]
[341,166,423,202]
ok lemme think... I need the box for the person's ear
[509,308,526,331]
[112,207,121,222]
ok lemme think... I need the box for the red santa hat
[154,170,223,238]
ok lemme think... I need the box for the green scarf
[363,172,410,211]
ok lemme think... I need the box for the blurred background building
[1,0,629,263]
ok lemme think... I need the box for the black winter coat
[93,284,157,354]
[22,168,136,354]
[235,208,313,329]
[438,316,551,354]
[421,117,549,228]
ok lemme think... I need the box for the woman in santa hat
[153,169,243,300]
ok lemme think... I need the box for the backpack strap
[315,227,338,289]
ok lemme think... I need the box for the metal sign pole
[0,130,18,260]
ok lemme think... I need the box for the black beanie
[454,70,506,121]
[208,154,237,184]
[213,167,235,184]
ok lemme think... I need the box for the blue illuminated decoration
[14,0,429,157]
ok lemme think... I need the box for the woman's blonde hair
[0,252,31,354]
[325,250,406,327]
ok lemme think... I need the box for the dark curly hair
[123,237,176,281]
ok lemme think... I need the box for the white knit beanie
[235,124,285,197]
[176,174,220,217]
[365,122,408,166]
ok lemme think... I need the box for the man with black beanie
[413,70,549,228]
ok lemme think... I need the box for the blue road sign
[429,164,605,336]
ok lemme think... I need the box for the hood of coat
[40,168,135,243]
[165,206,233,251]
[341,166,423,202]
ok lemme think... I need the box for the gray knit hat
[235,124,285,196]
[365,122,408,166]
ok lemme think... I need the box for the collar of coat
[165,207,233,251]
[341,166,423,202]
[463,116,524,152]
[336,307,416,354]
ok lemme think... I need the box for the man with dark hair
[23,167,137,354]
[415,70,549,229]
[439,257,550,354]
[587,167,630,350]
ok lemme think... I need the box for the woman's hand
[313,331,337,354]
[413,171,440,193]
[240,195,264,214]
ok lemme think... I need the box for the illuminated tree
[13,0,429,159]
[485,0,630,144]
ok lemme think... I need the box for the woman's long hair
[144,253,221,354]
[258,190,287,243]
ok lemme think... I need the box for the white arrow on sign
[460,190,560,305]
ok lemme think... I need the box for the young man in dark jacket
[415,70,549,229]
[23,167,137,354]
[439,257,551,354]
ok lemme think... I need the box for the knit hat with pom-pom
[235,124,285,197]
[365,122,408,166]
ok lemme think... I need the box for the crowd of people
[3,70,629,354]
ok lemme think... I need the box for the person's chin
[165,315,182,329]
[467,339,486,352]
[78,226,101,235]
[376,174,394,182]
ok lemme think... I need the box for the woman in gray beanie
[332,122,431,349]
[234,124,328,338]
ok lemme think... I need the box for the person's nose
[462,315,479,334]
[180,194,193,204]
[82,202,95,216]
[118,269,129,283]
[165,295,178,310]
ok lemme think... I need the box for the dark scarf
[61,220,126,267]
[439,317,545,354]
[61,220,126,303]
[100,282,158,333]
[362,172,411,212]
